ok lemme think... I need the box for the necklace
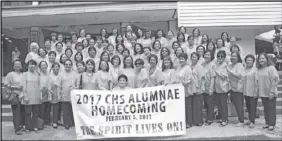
[86,72,94,82]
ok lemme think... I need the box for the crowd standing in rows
[4,25,279,135]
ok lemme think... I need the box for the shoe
[34,128,39,133]
[263,125,269,129]
[186,124,192,129]
[221,121,228,126]
[244,120,251,125]
[235,122,244,127]
[53,123,58,129]
[65,126,69,130]
[268,126,274,131]
[249,123,255,129]
[217,120,223,123]
[15,131,22,135]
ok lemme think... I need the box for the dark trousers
[204,93,214,122]
[215,92,228,122]
[244,96,258,124]
[51,103,60,124]
[192,94,203,125]
[185,96,193,125]
[58,102,62,122]
[25,105,39,130]
[20,104,25,127]
[61,102,72,127]
[40,102,51,125]
[70,105,75,126]
[261,97,277,126]
[11,102,21,132]
[230,91,244,123]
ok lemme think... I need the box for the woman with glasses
[202,51,216,125]
[174,53,193,128]
[147,54,164,87]
[20,60,41,133]
[190,52,205,126]
[213,50,230,126]
[134,58,149,88]
[242,54,258,129]
[257,53,279,131]
[58,59,77,130]
[226,52,245,127]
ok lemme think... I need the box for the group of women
[4,25,279,135]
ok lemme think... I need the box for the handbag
[2,86,19,105]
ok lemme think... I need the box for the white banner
[71,84,186,140]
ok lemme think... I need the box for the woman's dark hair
[88,47,96,54]
[172,41,181,48]
[167,30,175,38]
[76,60,85,67]
[201,34,209,44]
[196,45,206,53]
[82,39,89,48]
[187,35,194,42]
[148,54,159,64]
[162,56,174,71]
[64,59,73,66]
[192,28,201,37]
[204,50,215,61]
[118,74,128,82]
[74,52,84,62]
[111,55,121,66]
[100,51,110,62]
[221,32,230,42]
[178,53,188,61]
[136,28,144,39]
[174,47,185,56]
[244,54,255,63]
[216,38,225,48]
[256,53,274,69]
[11,60,23,72]
[75,42,84,50]
[177,33,185,42]
[48,51,57,57]
[55,42,63,48]
[143,46,151,52]
[116,43,125,54]
[134,43,144,55]
[115,34,124,44]
[191,52,200,61]
[122,48,130,55]
[98,60,109,72]
[85,59,96,73]
[39,61,48,69]
[134,58,145,66]
[144,30,152,39]
[230,52,243,63]
[27,59,37,66]
[155,29,165,39]
[230,44,240,52]
[160,47,171,60]
[100,28,109,38]
[152,40,161,50]
[217,50,227,58]
[178,26,186,33]
[38,47,48,57]
[65,48,73,56]
[123,55,134,69]
[59,54,68,64]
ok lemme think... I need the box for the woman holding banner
[202,50,216,125]
[174,53,193,128]
[58,59,77,130]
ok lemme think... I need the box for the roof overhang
[2,2,177,29]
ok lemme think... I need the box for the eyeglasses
[217,55,224,59]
